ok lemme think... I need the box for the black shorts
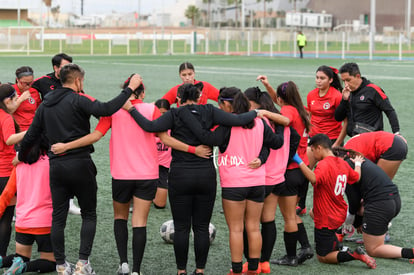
[272,169,305,196]
[380,135,408,161]
[112,178,157,203]
[15,232,53,253]
[222,186,265,202]
[362,195,401,236]
[157,166,169,189]
[264,185,275,198]
[314,227,341,257]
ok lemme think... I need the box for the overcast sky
[56,0,177,15]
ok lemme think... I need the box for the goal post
[0,26,44,53]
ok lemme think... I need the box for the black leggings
[49,155,97,265]
[0,176,14,256]
[168,162,217,270]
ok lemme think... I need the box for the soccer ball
[208,223,217,244]
[160,220,217,244]
[160,219,175,244]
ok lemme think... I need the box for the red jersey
[307,86,342,139]
[12,84,42,131]
[0,109,16,177]
[344,131,394,163]
[281,105,309,169]
[162,80,219,106]
[313,156,359,230]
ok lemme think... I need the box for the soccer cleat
[270,255,298,266]
[131,272,142,275]
[74,260,96,275]
[353,247,376,269]
[259,261,271,273]
[241,262,260,274]
[189,269,204,275]
[56,261,74,275]
[117,262,130,275]
[4,256,26,275]
[409,258,414,264]
[296,206,307,215]
[297,246,314,264]
[0,255,3,268]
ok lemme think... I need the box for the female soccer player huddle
[0,58,411,275]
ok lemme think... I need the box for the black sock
[284,231,298,257]
[337,251,356,262]
[260,221,276,262]
[231,261,243,273]
[132,226,146,273]
[15,254,30,262]
[297,223,310,248]
[248,258,259,271]
[1,254,15,268]
[153,203,166,209]
[114,219,128,264]
[401,248,414,259]
[25,259,56,272]
[243,228,249,261]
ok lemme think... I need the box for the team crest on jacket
[323,102,330,109]
[360,95,365,101]
[28,97,35,104]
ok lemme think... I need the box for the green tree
[185,5,200,26]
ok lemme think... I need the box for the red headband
[329,66,339,74]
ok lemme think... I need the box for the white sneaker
[117,262,130,275]
[56,261,74,275]
[69,199,81,215]
[74,260,96,275]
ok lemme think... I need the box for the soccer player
[334,62,400,137]
[0,84,27,258]
[335,147,414,263]
[258,77,313,266]
[12,66,42,131]
[0,134,56,274]
[297,65,347,216]
[18,64,141,275]
[242,87,299,274]
[153,99,172,209]
[178,87,285,275]
[162,62,219,106]
[344,131,407,180]
[31,53,81,215]
[294,134,377,269]
[124,83,261,275]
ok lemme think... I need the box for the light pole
[369,0,376,59]
[407,0,411,47]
